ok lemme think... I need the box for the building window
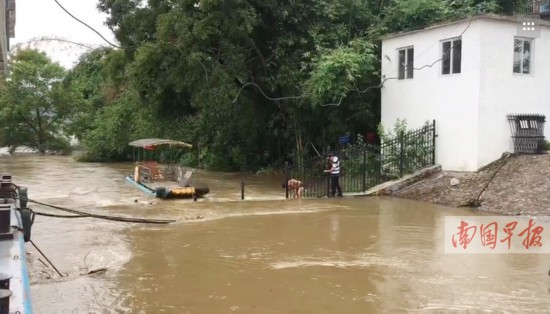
[441,38,461,75]
[398,47,414,79]
[513,38,532,74]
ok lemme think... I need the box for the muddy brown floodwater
[1,155,549,313]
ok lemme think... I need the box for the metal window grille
[507,113,546,154]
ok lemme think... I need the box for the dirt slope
[395,154,550,215]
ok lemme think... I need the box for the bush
[44,136,72,155]
[377,119,434,177]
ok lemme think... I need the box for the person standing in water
[324,152,343,197]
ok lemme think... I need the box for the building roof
[381,14,550,41]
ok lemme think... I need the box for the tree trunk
[36,109,46,154]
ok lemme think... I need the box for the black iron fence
[284,120,436,198]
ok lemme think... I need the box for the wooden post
[241,180,245,200]
[432,119,436,165]
[284,162,289,199]
[326,145,331,197]
[362,150,367,192]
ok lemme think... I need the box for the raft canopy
[129,138,193,150]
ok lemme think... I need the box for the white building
[0,0,16,76]
[381,14,550,171]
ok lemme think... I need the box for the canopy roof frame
[129,138,193,149]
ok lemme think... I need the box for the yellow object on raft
[170,187,196,196]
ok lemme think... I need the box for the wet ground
[1,155,549,313]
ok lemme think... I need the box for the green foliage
[339,134,367,179]
[471,0,503,14]
[378,119,434,177]
[492,0,525,15]
[304,40,378,106]
[77,89,157,161]
[44,135,72,154]
[57,0,511,171]
[92,0,385,170]
[62,49,113,141]
[338,133,383,190]
[0,49,77,154]
[378,118,408,141]
[445,0,510,15]
[377,0,451,34]
[371,0,507,37]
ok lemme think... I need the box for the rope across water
[28,199,176,224]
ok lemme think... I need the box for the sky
[11,0,118,68]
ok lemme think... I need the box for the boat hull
[124,176,157,197]
[0,208,33,313]
[124,176,209,199]
[0,179,33,313]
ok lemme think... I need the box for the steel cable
[28,199,176,224]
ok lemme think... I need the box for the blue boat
[0,175,33,313]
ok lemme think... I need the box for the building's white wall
[0,0,8,75]
[477,19,550,169]
[381,19,482,171]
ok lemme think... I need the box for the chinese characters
[450,218,544,252]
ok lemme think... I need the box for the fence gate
[507,113,546,154]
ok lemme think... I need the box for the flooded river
[1,155,549,313]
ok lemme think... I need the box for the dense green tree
[79,88,158,161]
[64,48,160,161]
[0,49,78,153]
[65,0,514,169]
[62,48,112,142]
[89,0,384,170]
